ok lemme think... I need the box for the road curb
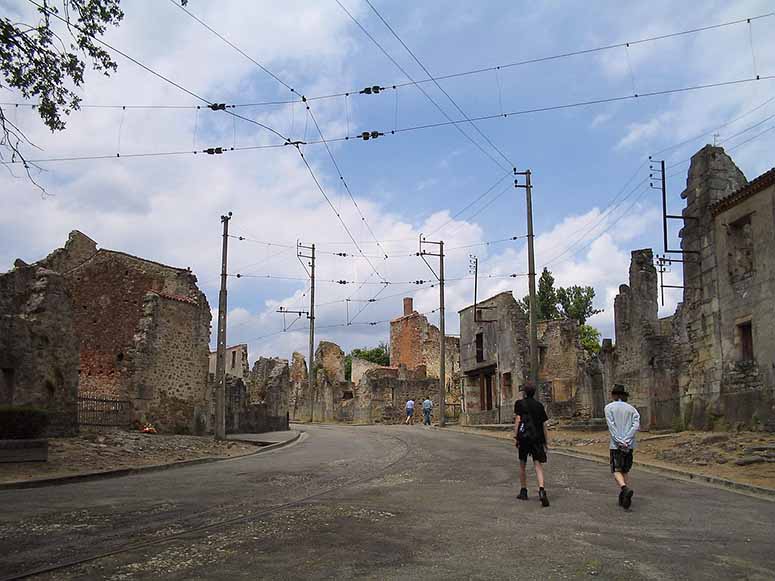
[0,432,301,491]
[443,426,775,501]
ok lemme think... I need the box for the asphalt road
[1,425,773,580]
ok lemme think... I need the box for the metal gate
[77,395,131,427]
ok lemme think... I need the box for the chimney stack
[403,297,414,316]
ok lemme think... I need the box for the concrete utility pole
[419,236,446,427]
[515,170,539,384]
[214,211,232,440]
[297,242,316,422]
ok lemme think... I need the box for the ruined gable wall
[677,146,749,429]
[0,266,79,436]
[351,356,380,385]
[33,233,212,433]
[126,292,211,433]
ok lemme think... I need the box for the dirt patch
[0,429,257,484]
[551,429,775,490]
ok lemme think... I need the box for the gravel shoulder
[449,426,775,490]
[0,430,258,484]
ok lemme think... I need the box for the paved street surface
[1,425,774,580]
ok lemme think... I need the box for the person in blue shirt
[605,384,641,509]
[422,396,433,426]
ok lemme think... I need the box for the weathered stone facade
[351,365,437,424]
[602,249,680,430]
[225,376,289,434]
[289,352,308,421]
[459,291,529,425]
[538,319,605,420]
[209,344,249,380]
[604,146,775,431]
[0,264,80,436]
[33,231,212,433]
[247,356,290,419]
[312,341,349,422]
[389,297,461,398]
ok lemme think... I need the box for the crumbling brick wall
[0,264,79,436]
[33,231,212,433]
[389,297,461,400]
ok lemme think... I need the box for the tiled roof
[710,167,775,216]
[152,291,198,305]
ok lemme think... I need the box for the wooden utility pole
[214,211,232,440]
[419,236,446,427]
[297,242,316,422]
[515,170,538,384]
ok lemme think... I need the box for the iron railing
[77,395,131,427]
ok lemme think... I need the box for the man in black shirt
[514,382,550,507]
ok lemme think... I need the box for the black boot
[517,488,528,500]
[539,488,550,507]
[621,486,634,509]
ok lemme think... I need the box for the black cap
[611,384,629,397]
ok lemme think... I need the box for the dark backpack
[518,410,538,443]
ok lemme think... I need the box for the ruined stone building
[458,291,603,425]
[538,319,605,420]
[604,146,775,431]
[27,231,212,433]
[0,262,80,435]
[459,292,528,425]
[209,344,249,380]
[390,297,461,398]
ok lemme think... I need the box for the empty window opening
[231,351,236,369]
[502,372,512,398]
[728,215,754,282]
[479,373,494,411]
[737,321,754,362]
[1,368,15,404]
[475,333,484,362]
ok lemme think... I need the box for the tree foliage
[557,285,603,325]
[579,324,602,354]
[517,267,604,354]
[0,0,124,187]
[344,342,390,381]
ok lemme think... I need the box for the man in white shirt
[605,384,640,509]
[404,398,415,425]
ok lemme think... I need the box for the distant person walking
[605,384,640,509]
[514,383,550,507]
[405,398,415,425]
[422,396,433,426]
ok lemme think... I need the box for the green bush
[0,405,50,439]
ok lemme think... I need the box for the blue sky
[2,0,774,362]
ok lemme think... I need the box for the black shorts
[610,449,634,473]
[518,440,547,463]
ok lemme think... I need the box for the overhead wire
[8,74,773,168]
[170,0,390,282]
[364,0,515,169]
[335,0,511,172]
[7,10,770,112]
